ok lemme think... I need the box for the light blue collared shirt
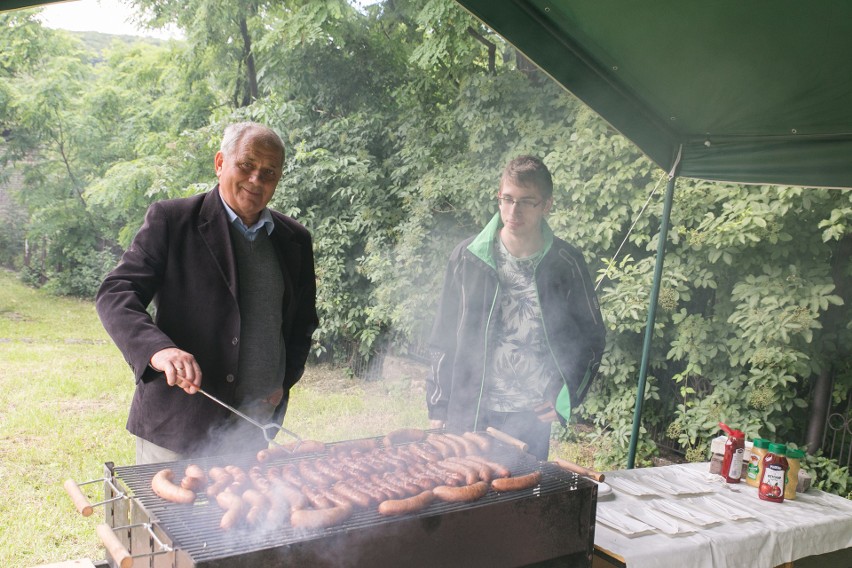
[219,194,275,242]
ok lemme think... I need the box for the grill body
[102,439,597,567]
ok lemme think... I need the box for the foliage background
[1,0,850,489]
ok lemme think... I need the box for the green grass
[0,269,592,567]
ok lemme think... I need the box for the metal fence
[823,392,852,468]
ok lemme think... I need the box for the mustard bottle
[784,448,804,500]
[746,438,769,488]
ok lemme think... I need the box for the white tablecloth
[594,462,852,568]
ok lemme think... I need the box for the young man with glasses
[427,155,605,460]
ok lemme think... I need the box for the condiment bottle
[718,423,745,484]
[740,439,753,480]
[746,438,770,487]
[784,448,804,500]
[758,443,789,503]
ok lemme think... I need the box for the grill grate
[106,436,597,567]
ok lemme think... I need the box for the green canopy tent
[455,0,852,467]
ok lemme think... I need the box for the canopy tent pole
[627,148,681,469]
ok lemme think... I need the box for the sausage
[151,469,196,504]
[301,484,335,509]
[223,465,250,495]
[409,475,438,491]
[331,482,374,508]
[383,428,426,447]
[381,473,422,496]
[424,462,464,486]
[391,444,425,465]
[299,460,332,487]
[261,439,326,461]
[249,466,271,493]
[426,435,456,458]
[343,458,380,477]
[205,468,233,497]
[290,439,327,455]
[438,459,480,485]
[465,455,511,478]
[444,433,479,456]
[291,504,353,529]
[491,471,542,492]
[242,488,269,508]
[180,475,206,492]
[257,444,292,462]
[433,481,489,503]
[448,456,493,483]
[320,487,357,508]
[242,489,269,526]
[280,464,305,487]
[433,434,465,457]
[209,466,230,482]
[314,459,346,482]
[369,474,407,499]
[378,490,435,516]
[409,442,442,462]
[224,465,248,485]
[338,460,374,479]
[376,453,409,471]
[216,491,245,530]
[463,431,493,453]
[330,438,378,456]
[268,477,308,510]
[181,464,207,491]
[359,480,392,502]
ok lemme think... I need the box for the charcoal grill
[95,435,597,568]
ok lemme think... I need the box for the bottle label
[727,448,744,479]
[746,455,761,480]
[761,464,785,499]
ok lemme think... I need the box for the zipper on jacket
[474,280,500,431]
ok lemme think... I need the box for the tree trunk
[239,16,258,107]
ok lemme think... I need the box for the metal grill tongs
[196,387,303,450]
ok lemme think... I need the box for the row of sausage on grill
[150,429,542,530]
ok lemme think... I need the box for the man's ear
[214,151,224,177]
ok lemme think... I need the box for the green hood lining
[466,212,555,269]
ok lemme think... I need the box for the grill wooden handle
[554,458,605,482]
[64,478,93,517]
[97,523,133,568]
[485,427,529,454]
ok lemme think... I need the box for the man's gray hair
[220,122,285,161]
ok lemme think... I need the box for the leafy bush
[43,248,117,298]
[804,452,851,499]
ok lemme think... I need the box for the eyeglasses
[497,196,542,210]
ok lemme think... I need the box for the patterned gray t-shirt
[483,237,557,412]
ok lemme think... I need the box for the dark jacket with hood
[427,213,605,432]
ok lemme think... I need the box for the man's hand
[264,387,284,407]
[534,401,558,423]
[150,348,202,395]
[429,419,446,430]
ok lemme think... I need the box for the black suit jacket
[96,187,318,454]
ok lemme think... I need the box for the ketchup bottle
[759,443,789,503]
[719,422,745,483]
